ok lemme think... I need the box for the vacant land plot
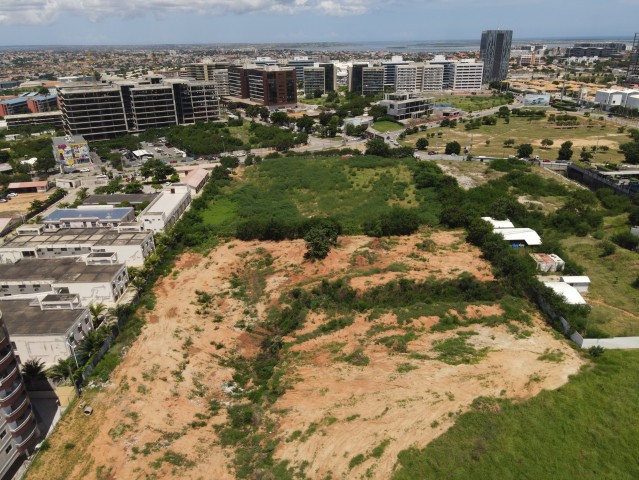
[27,232,583,480]
[432,94,512,112]
[0,191,50,217]
[405,116,627,164]
[393,350,639,480]
[202,156,437,234]
[561,219,639,337]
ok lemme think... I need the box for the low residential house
[7,181,49,194]
[182,167,210,193]
[42,206,135,231]
[482,217,542,247]
[540,281,587,305]
[560,276,590,293]
[0,295,93,368]
[530,253,565,272]
[0,257,129,305]
[138,184,191,232]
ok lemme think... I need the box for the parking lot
[0,191,51,217]
[139,141,188,162]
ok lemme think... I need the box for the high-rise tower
[480,30,513,83]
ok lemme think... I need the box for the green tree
[558,141,574,161]
[304,220,341,261]
[445,141,461,155]
[541,138,554,148]
[365,138,390,157]
[140,159,176,182]
[122,180,143,194]
[34,155,56,174]
[368,105,388,120]
[497,106,510,118]
[21,359,46,387]
[88,303,107,328]
[258,107,270,121]
[620,141,639,164]
[28,199,44,214]
[46,358,74,381]
[580,150,594,162]
[503,138,516,148]
[416,138,429,150]
[296,115,315,134]
[517,143,534,158]
[270,111,290,126]
[77,329,108,362]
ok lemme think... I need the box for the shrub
[611,231,639,251]
[445,141,461,155]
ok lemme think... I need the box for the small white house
[560,276,591,293]
[542,281,587,305]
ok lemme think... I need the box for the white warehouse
[139,184,191,232]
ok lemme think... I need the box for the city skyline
[1,0,638,46]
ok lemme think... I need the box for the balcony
[10,410,35,436]
[0,383,24,408]
[5,395,29,422]
[0,349,14,372]
[0,365,19,391]
[0,333,8,351]
[15,421,38,453]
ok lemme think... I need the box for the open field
[372,120,404,133]
[432,94,512,112]
[393,349,639,480]
[561,215,639,337]
[25,232,583,480]
[405,116,628,163]
[201,156,438,234]
[0,191,50,217]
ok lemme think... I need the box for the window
[5,445,11,454]
[77,324,82,332]
[0,430,6,439]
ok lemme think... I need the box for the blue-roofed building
[42,206,136,231]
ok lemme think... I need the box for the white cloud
[0,0,375,25]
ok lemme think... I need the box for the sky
[0,0,638,46]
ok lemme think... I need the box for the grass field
[201,156,439,235]
[561,215,639,337]
[372,120,404,133]
[432,94,512,112]
[393,350,639,480]
[404,116,628,164]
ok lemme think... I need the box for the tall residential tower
[480,29,513,83]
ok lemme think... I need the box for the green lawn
[394,350,639,480]
[198,156,439,234]
[372,121,404,133]
[432,94,513,112]
[561,216,639,337]
[404,116,628,164]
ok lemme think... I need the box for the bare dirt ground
[27,231,584,480]
[0,191,50,217]
[437,162,504,190]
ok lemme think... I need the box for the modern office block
[288,57,315,83]
[227,65,297,106]
[362,67,385,94]
[480,29,513,83]
[303,67,326,96]
[380,93,434,120]
[452,60,484,91]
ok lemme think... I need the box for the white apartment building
[0,224,155,267]
[0,256,128,305]
[452,60,484,91]
[139,184,191,233]
[594,88,639,109]
[395,63,445,93]
[0,295,93,368]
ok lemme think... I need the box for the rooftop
[44,207,134,222]
[0,257,123,284]
[142,187,189,216]
[495,227,542,246]
[482,217,515,229]
[0,227,151,249]
[0,298,86,336]
[183,168,209,188]
[8,181,49,189]
[560,276,591,284]
[53,135,86,146]
[83,193,157,205]
[542,281,587,305]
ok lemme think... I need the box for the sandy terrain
[0,191,50,217]
[28,232,584,480]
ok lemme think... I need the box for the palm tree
[77,330,107,363]
[88,302,106,328]
[46,358,74,382]
[21,359,46,386]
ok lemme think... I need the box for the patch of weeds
[433,331,489,365]
[96,466,112,480]
[396,362,418,373]
[125,411,139,422]
[430,420,440,428]
[208,399,221,415]
[375,331,418,353]
[349,454,366,469]
[137,384,148,395]
[150,450,196,470]
[471,396,504,412]
[338,348,370,366]
[370,439,391,459]
[346,414,360,422]
[300,422,319,442]
[537,348,565,363]
[296,316,355,343]
[386,262,410,272]
[108,422,130,440]
[287,430,302,442]
[407,352,430,360]
[189,377,209,398]
[416,239,436,252]
[64,442,75,451]
[142,364,160,382]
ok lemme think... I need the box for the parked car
[0,199,7,203]
[79,168,91,172]
[7,193,18,198]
